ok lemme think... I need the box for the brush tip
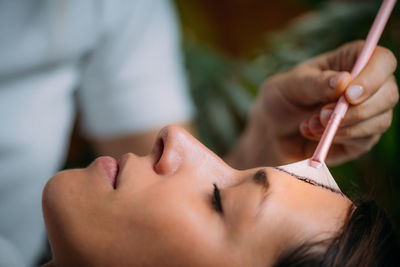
[309,159,322,169]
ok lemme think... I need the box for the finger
[320,75,399,127]
[301,134,380,166]
[304,108,392,140]
[315,110,393,141]
[299,119,318,141]
[308,114,325,137]
[300,114,382,146]
[326,134,381,166]
[302,136,377,157]
[336,109,393,138]
[282,65,351,106]
[331,134,381,148]
[307,41,366,72]
[307,41,397,104]
[344,46,397,105]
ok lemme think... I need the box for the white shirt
[0,1,193,266]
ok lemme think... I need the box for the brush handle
[309,0,397,168]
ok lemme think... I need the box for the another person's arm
[78,0,194,158]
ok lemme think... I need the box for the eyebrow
[253,169,269,188]
[273,167,343,195]
[252,168,343,218]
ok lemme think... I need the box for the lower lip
[96,156,119,188]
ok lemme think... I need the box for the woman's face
[42,125,351,267]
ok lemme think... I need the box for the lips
[95,131,167,188]
[96,156,119,188]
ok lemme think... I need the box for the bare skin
[226,41,398,168]
[92,42,397,170]
[41,41,396,266]
[42,126,351,267]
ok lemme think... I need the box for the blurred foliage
[182,1,400,229]
[175,0,307,57]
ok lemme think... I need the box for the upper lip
[115,153,130,188]
[113,132,166,188]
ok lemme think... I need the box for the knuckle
[378,111,393,132]
[388,81,399,108]
[339,126,354,137]
[318,71,329,88]
[351,107,366,122]
[352,40,365,49]
[293,64,307,73]
[260,79,270,92]
[376,46,397,71]
[360,135,380,153]
[260,76,275,94]
[263,70,288,88]
[341,40,364,50]
[371,134,381,146]
[296,66,317,92]
[336,41,364,69]
[287,66,305,84]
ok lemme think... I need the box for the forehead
[248,168,351,262]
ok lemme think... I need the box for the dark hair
[274,199,399,267]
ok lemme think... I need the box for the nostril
[153,137,164,166]
[152,126,183,175]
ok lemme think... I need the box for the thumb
[344,46,397,105]
[284,65,351,106]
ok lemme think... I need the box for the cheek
[43,170,116,264]
[114,188,228,266]
[42,170,81,230]
[42,171,89,262]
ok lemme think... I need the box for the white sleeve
[0,236,26,267]
[78,0,194,139]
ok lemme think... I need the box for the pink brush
[278,0,396,191]
[310,0,397,168]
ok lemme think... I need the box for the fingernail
[320,109,333,124]
[329,72,347,89]
[346,85,364,101]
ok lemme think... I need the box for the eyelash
[212,183,223,213]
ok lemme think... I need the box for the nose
[152,125,228,176]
